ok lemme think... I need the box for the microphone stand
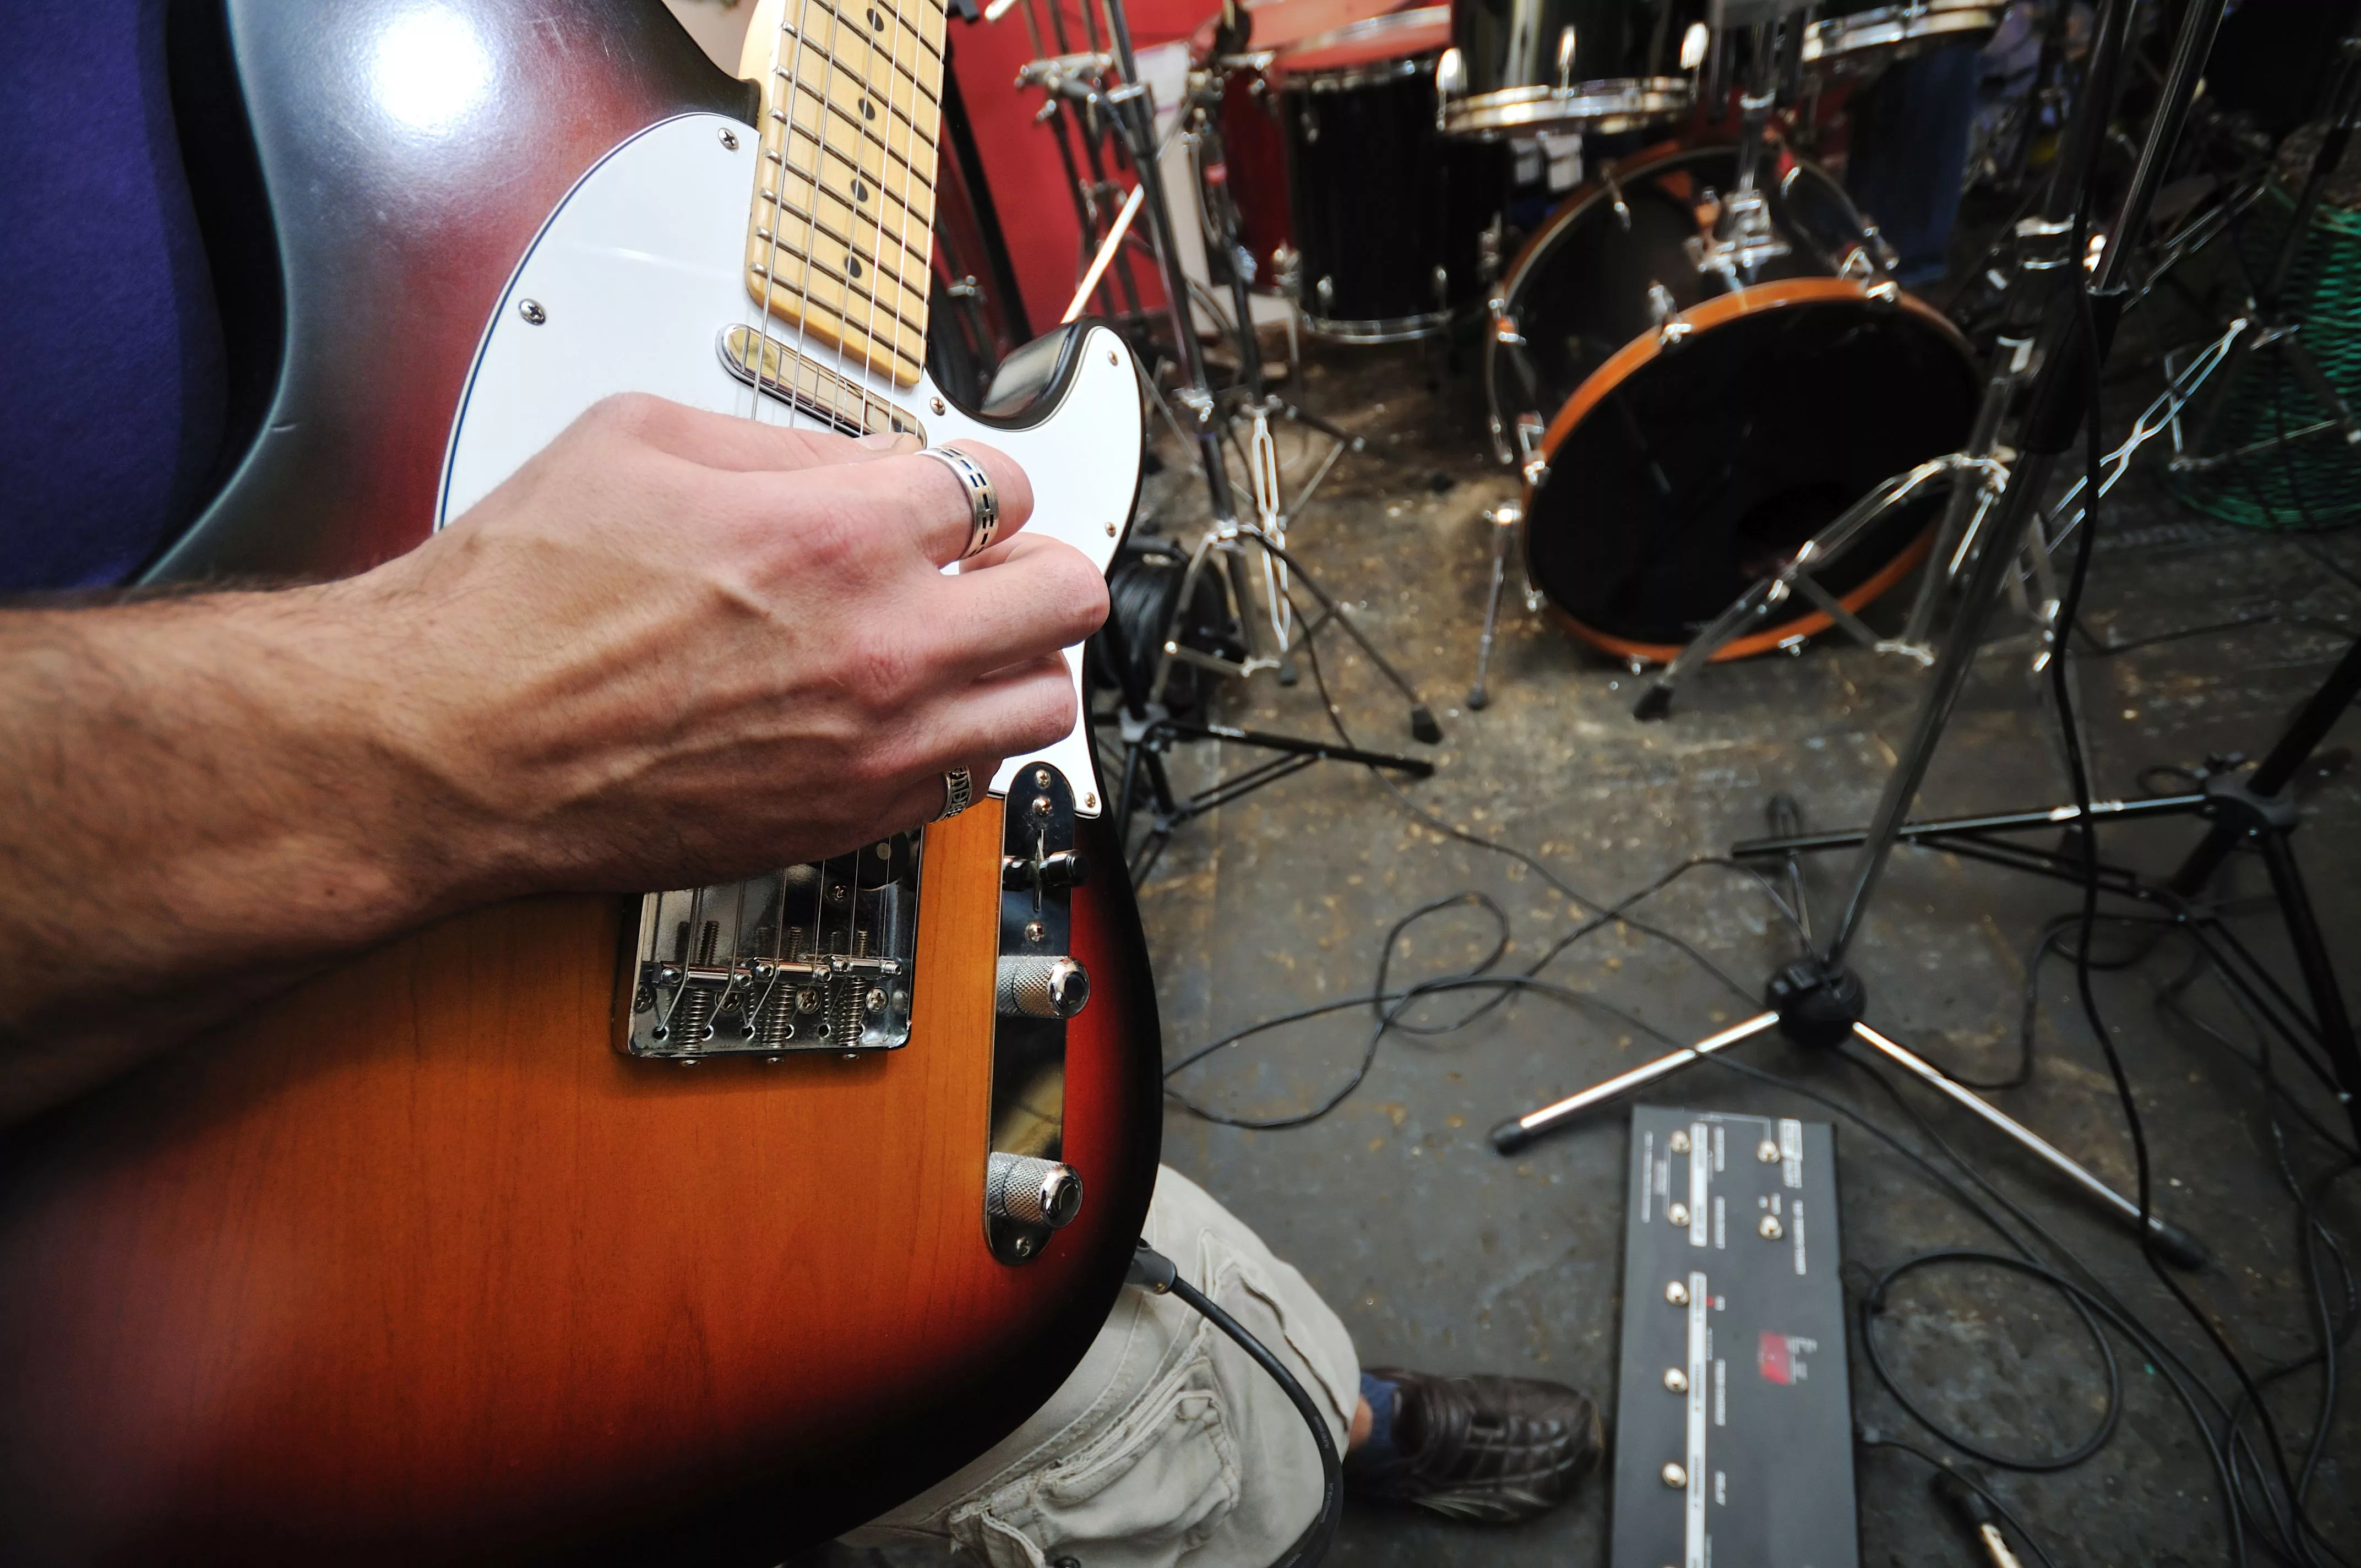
[1493,0,2233,1268]
[1077,0,1441,883]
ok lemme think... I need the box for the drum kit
[1004,0,2021,862]
[1154,0,2022,711]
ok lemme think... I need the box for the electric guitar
[0,2,1158,1562]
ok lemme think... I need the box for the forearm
[0,586,478,1120]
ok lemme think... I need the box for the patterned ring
[918,445,1001,560]
[935,767,976,822]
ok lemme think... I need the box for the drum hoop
[1292,54,1429,91]
[1530,278,1968,463]
[1302,307,1452,343]
[1519,278,1969,660]
[1543,531,1938,665]
[1442,78,1689,138]
[1802,3,1999,65]
[1276,4,1449,66]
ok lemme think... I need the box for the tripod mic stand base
[1488,961,2210,1268]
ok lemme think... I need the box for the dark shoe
[1345,1366,1603,1524]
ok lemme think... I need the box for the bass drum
[1488,140,1979,661]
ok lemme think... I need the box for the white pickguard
[440,113,1140,813]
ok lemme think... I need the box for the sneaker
[1344,1366,1604,1524]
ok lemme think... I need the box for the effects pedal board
[1610,1106,1858,1568]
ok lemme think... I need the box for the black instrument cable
[1125,1242,1343,1568]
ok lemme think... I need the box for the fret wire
[753,239,928,340]
[757,212,929,319]
[761,164,932,279]
[748,278,926,377]
[752,260,926,367]
[775,139,936,257]
[763,175,927,312]
[776,115,935,222]
[768,59,928,201]
[770,96,934,194]
[804,0,945,64]
[776,28,936,118]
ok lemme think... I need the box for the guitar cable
[1126,1243,1343,1568]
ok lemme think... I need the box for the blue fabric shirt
[1,0,226,592]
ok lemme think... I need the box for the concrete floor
[840,323,2361,1566]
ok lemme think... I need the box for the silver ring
[918,446,1000,559]
[935,767,975,821]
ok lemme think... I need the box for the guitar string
[839,0,934,987]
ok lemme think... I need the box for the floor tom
[1277,9,1508,339]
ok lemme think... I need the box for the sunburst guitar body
[0,1,1160,1562]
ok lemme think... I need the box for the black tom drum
[1278,9,1507,340]
[1488,141,1979,659]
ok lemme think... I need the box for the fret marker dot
[861,98,877,120]
[853,179,871,203]
[867,6,884,25]
[847,257,864,277]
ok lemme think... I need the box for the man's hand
[350,394,1105,897]
[0,395,1108,1119]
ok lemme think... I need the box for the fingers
[923,535,1108,680]
[578,392,916,475]
[856,440,1038,568]
[866,653,1078,834]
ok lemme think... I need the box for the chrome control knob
[997,955,1090,1019]
[987,1152,1084,1230]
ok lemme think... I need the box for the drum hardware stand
[2166,24,2361,482]
[1008,0,1154,332]
[1495,0,2244,1263]
[1080,0,1440,881]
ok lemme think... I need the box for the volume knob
[997,955,1090,1019]
[987,1152,1084,1229]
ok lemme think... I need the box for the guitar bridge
[619,836,920,1061]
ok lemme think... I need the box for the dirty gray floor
[842,319,2361,1567]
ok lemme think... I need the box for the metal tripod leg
[1634,456,2004,721]
[1468,505,1520,710]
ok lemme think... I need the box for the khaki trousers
[844,1166,1360,1568]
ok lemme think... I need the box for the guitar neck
[744,0,948,388]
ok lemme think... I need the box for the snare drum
[1799,0,2001,84]
[1487,140,1978,659]
[1439,0,1707,140]
[1278,9,1508,339]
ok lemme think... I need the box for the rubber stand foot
[1490,1118,1536,1155]
[1466,688,1489,711]
[1410,705,1443,744]
[1633,684,1674,722]
[2150,1217,2211,1272]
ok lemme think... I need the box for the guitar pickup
[718,324,928,442]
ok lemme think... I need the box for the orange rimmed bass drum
[1485,140,1980,663]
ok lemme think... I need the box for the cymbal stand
[1496,0,2236,1265]
[1083,0,1440,882]
[1010,0,1150,330]
[2167,18,2361,485]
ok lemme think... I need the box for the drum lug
[1435,47,1466,132]
[1602,162,1632,231]
[1647,282,1693,350]
[1515,412,1548,488]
